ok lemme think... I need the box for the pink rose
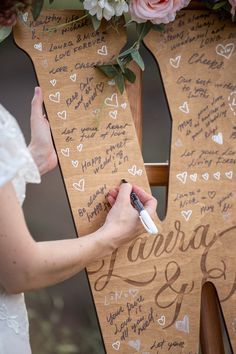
[129,0,191,24]
[229,0,236,17]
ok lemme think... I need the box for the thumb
[31,87,43,118]
[115,182,132,205]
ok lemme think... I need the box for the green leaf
[49,0,54,3]
[96,64,119,78]
[116,56,125,72]
[124,68,136,83]
[91,15,101,30]
[0,26,12,43]
[131,50,145,71]
[32,0,44,20]
[213,1,227,9]
[152,23,165,32]
[137,21,153,41]
[114,74,125,94]
[118,47,136,58]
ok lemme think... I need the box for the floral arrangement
[0,0,235,93]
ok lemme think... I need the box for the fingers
[31,87,44,119]
[108,183,157,213]
[115,182,132,205]
[107,194,116,207]
[132,185,157,214]
[108,187,119,200]
[108,182,132,206]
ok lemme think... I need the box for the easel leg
[200,282,225,354]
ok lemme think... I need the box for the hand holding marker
[122,179,158,235]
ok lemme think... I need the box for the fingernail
[121,179,128,184]
[34,87,40,96]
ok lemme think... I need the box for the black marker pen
[121,179,158,235]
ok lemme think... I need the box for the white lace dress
[0,104,41,354]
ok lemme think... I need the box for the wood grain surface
[14,9,236,353]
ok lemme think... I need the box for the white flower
[114,0,129,16]
[83,0,129,21]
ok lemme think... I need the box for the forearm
[24,228,112,292]
[7,227,112,294]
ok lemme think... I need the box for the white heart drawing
[208,191,216,199]
[225,171,233,179]
[212,132,223,145]
[128,165,142,176]
[228,91,236,116]
[179,101,189,114]
[93,109,100,116]
[128,339,141,352]
[50,79,57,87]
[181,210,192,222]
[77,144,83,152]
[190,173,197,182]
[202,173,209,181]
[129,288,139,298]
[128,165,137,176]
[70,73,77,82]
[176,172,187,184]
[109,110,118,119]
[121,102,127,110]
[213,172,221,180]
[223,212,232,221]
[97,45,108,56]
[57,111,66,120]
[169,55,181,68]
[105,93,118,108]
[42,59,48,68]
[108,79,115,86]
[157,315,166,326]
[216,43,234,59]
[175,315,190,334]
[34,42,42,51]
[112,341,120,351]
[73,179,85,192]
[71,160,79,168]
[136,169,143,176]
[175,138,183,147]
[49,92,60,103]
[61,148,70,157]
[22,12,28,22]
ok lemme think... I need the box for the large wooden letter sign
[15,8,236,354]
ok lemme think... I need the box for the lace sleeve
[0,104,41,205]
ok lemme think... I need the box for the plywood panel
[14,9,236,354]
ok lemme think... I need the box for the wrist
[92,224,117,258]
[28,142,48,176]
[28,142,57,176]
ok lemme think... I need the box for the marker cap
[139,210,158,235]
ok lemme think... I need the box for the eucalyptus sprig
[96,21,164,94]
[0,0,234,93]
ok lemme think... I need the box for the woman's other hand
[28,87,57,176]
